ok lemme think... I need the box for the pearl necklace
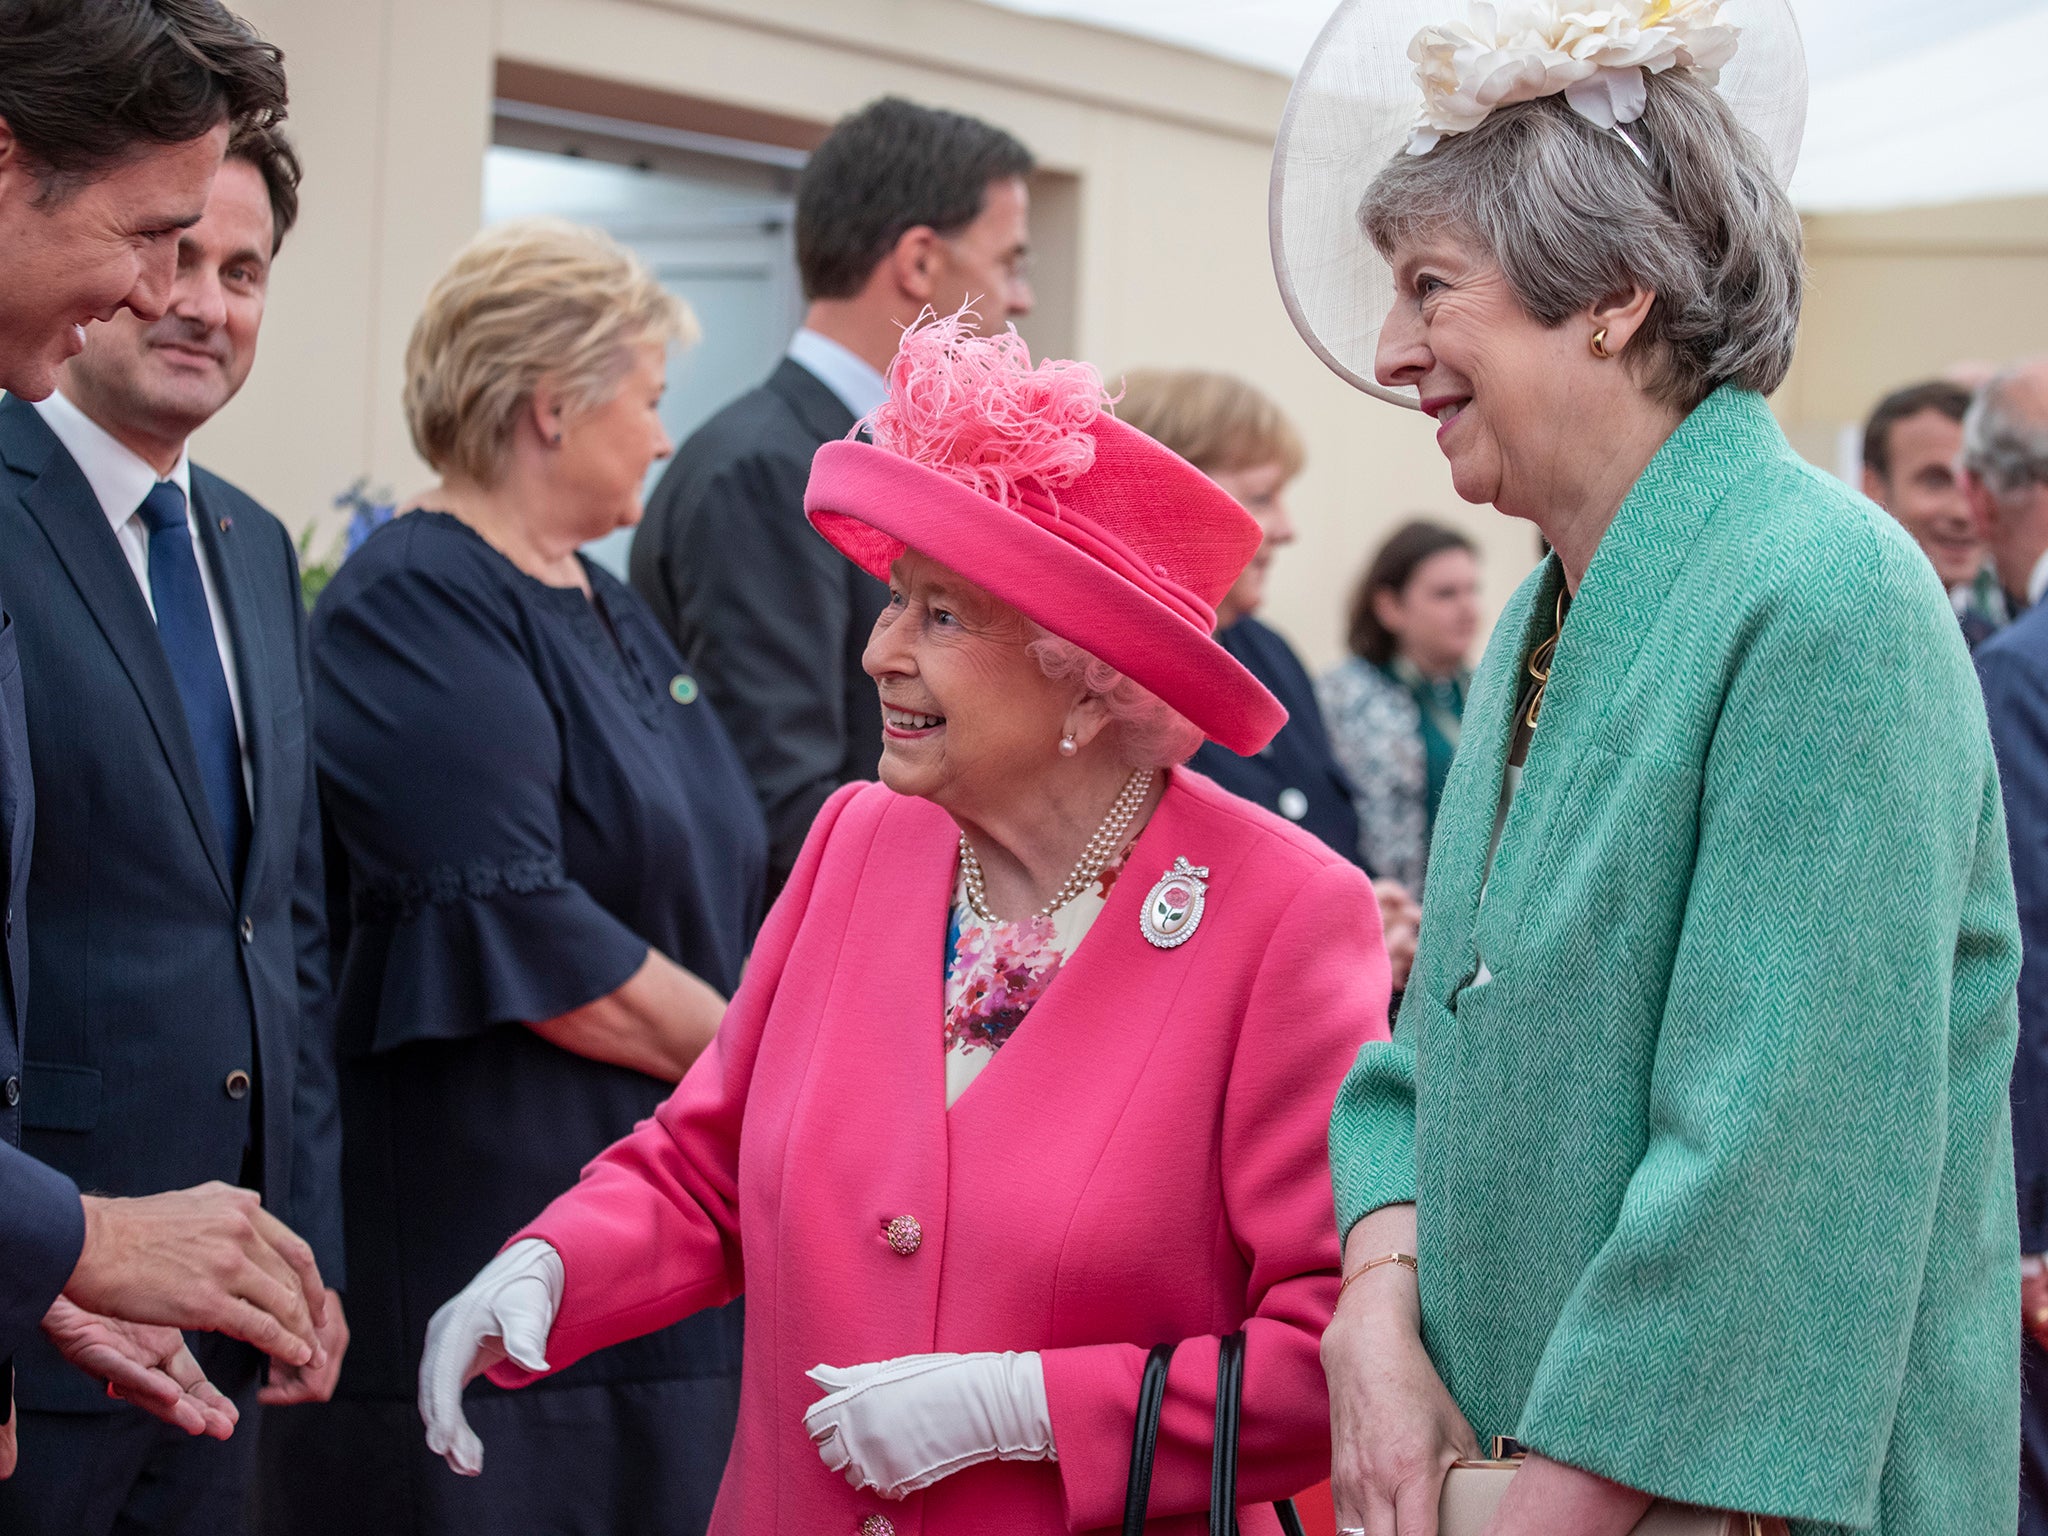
[959,769,1155,924]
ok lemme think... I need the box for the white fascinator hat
[1271,0,1809,407]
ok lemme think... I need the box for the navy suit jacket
[0,397,340,1411]
[0,576,86,1377]
[1980,600,2048,1251]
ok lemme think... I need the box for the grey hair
[1026,631,1204,770]
[1359,70,1804,411]
[1962,364,2048,503]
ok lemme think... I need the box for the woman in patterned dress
[1317,520,1479,892]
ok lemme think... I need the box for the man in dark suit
[0,0,331,1492]
[0,119,346,1534]
[1968,358,2048,1536]
[632,97,1036,888]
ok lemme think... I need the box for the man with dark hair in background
[631,96,1035,889]
[1861,377,2001,644]
[0,113,346,1535]
[0,0,339,1503]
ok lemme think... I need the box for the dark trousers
[2027,1334,2048,1536]
[0,1334,263,1536]
[254,1373,737,1536]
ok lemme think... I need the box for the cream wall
[198,0,1506,673]
[187,2,2048,675]
[1778,197,2048,473]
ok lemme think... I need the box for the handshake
[3,1182,346,1477]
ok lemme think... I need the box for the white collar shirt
[31,389,250,780]
[2029,547,2048,610]
[786,328,889,422]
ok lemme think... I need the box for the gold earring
[1590,328,1613,359]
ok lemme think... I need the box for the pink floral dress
[943,848,1131,1107]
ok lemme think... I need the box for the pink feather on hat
[863,310,1108,514]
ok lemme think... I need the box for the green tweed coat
[1329,388,2022,1533]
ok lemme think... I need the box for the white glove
[803,1350,1056,1499]
[418,1238,564,1476]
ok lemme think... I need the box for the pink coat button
[860,1515,896,1536]
[884,1215,922,1256]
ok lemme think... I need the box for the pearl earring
[1058,734,1078,757]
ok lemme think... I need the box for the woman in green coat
[1270,2,2023,1532]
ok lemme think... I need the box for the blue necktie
[137,482,249,881]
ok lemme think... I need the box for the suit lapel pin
[1140,857,1209,949]
[218,516,233,532]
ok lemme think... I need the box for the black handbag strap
[1123,1343,1177,1536]
[1212,1332,1244,1534]
[1121,1332,1306,1536]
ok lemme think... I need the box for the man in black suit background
[0,0,331,1495]
[631,97,1036,888]
[0,118,346,1535]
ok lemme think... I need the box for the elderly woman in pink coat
[416,317,1392,1535]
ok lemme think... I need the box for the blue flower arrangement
[298,477,396,609]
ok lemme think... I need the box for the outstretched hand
[419,1239,563,1477]
[65,1184,328,1370]
[40,1298,238,1439]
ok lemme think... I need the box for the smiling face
[0,123,228,402]
[1208,459,1297,629]
[546,340,674,541]
[862,551,1081,817]
[1863,407,1979,588]
[60,156,274,464]
[1376,226,1608,516]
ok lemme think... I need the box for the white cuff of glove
[418,1238,564,1477]
[803,1350,1055,1500]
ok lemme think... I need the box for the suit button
[239,917,254,944]
[883,1215,922,1256]
[3,1075,18,1107]
[860,1517,895,1536]
[224,1069,251,1101]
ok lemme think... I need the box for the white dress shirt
[2029,547,2048,610]
[786,328,889,422]
[31,389,251,791]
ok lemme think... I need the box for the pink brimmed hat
[804,318,1287,757]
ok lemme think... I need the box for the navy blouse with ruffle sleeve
[308,509,767,1400]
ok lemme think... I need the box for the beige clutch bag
[1439,1458,1787,1536]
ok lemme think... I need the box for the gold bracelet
[1339,1252,1418,1297]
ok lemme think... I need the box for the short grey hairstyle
[1962,363,2048,504]
[1027,631,1204,770]
[1359,70,1804,411]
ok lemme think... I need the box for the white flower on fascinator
[1407,0,1740,155]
